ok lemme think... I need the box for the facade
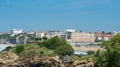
[10,28,22,35]
[95,32,112,41]
[46,31,65,39]
[26,31,35,35]
[71,32,95,43]
[112,31,120,36]
[95,32,103,41]
[16,35,27,44]
[0,32,2,35]
[65,29,76,42]
[103,33,112,41]
[35,32,45,38]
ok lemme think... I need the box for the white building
[46,31,65,39]
[65,29,76,42]
[35,32,45,38]
[112,31,120,36]
[26,31,35,35]
[10,28,22,35]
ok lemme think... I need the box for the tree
[42,36,48,40]
[95,34,120,67]
[47,36,67,49]
[87,50,95,55]
[15,45,24,54]
[37,36,74,56]
[54,44,74,56]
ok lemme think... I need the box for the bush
[47,36,67,49]
[87,50,95,55]
[54,44,74,56]
[15,45,24,54]
[3,46,13,51]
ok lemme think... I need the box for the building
[95,32,103,41]
[71,32,95,43]
[26,31,35,35]
[35,32,45,38]
[95,32,112,41]
[112,31,120,36]
[16,35,27,44]
[0,32,2,35]
[46,30,65,39]
[10,28,22,35]
[65,29,76,42]
[103,33,112,41]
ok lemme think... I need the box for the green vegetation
[72,55,89,60]
[94,34,120,67]
[3,46,13,51]
[87,50,95,55]
[44,36,67,49]
[38,36,74,55]
[15,45,24,54]
[0,34,10,40]
[3,36,74,59]
[19,44,53,58]
[54,44,74,55]
[39,36,74,55]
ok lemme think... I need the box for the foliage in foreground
[54,44,74,55]
[15,45,24,54]
[3,46,13,51]
[3,36,74,58]
[38,36,74,55]
[87,50,95,55]
[94,34,120,67]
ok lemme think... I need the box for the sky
[0,0,120,32]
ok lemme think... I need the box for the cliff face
[0,51,94,67]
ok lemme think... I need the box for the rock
[0,51,94,67]
[73,58,94,67]
[0,51,19,64]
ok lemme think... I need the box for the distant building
[95,32,112,41]
[46,30,65,39]
[35,32,45,38]
[65,29,76,42]
[26,31,35,35]
[112,31,120,36]
[0,32,2,35]
[10,28,22,35]
[95,32,103,41]
[71,32,95,43]
[16,35,27,45]
[103,33,112,41]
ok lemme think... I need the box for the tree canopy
[95,34,120,67]
[37,36,74,56]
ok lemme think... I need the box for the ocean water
[0,44,9,51]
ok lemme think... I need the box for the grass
[72,55,90,60]
[7,43,55,58]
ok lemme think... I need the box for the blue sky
[0,0,120,32]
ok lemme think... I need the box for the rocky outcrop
[0,51,19,67]
[74,58,94,67]
[0,51,94,67]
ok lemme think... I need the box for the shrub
[15,45,24,54]
[54,44,74,56]
[87,50,95,55]
[3,46,13,51]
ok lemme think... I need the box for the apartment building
[71,32,95,43]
